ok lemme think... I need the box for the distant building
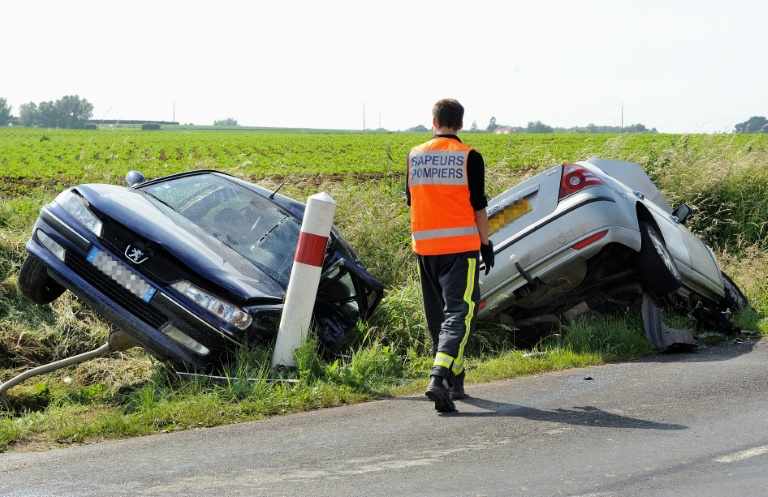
[87,119,180,126]
[493,127,517,134]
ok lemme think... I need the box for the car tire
[18,255,65,304]
[634,221,682,296]
[720,271,748,312]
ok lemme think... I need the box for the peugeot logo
[125,245,149,264]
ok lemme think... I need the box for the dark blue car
[18,170,385,372]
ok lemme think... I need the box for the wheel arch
[634,202,665,246]
[631,204,683,297]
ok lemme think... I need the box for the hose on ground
[0,342,112,396]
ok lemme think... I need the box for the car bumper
[478,198,641,318]
[26,208,237,371]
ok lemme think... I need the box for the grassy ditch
[1,131,767,452]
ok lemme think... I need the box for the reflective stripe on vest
[408,137,480,255]
[411,226,479,241]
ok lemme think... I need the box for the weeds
[558,313,655,360]
[1,131,767,452]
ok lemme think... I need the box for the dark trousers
[417,251,480,379]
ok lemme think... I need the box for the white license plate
[86,247,157,303]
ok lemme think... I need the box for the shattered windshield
[140,173,300,284]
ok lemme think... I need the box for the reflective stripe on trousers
[417,252,479,377]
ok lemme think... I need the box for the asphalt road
[3,337,768,497]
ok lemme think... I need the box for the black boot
[425,376,456,412]
[450,372,465,399]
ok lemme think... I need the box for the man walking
[406,98,494,412]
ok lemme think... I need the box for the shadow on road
[641,337,761,363]
[449,397,687,430]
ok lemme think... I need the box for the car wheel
[720,271,748,312]
[18,255,65,304]
[634,221,682,296]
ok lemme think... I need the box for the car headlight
[171,281,253,330]
[55,190,103,236]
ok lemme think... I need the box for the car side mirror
[126,170,146,187]
[672,204,692,224]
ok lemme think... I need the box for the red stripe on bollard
[295,232,328,267]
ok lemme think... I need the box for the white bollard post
[272,192,337,370]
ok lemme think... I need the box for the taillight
[559,164,606,200]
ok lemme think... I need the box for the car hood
[76,183,287,302]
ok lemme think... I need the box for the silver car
[477,157,747,349]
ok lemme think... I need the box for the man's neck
[434,126,459,135]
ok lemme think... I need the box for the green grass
[1,129,768,452]
[0,317,660,452]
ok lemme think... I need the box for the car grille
[100,222,187,284]
[65,252,168,329]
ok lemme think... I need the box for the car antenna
[269,182,285,200]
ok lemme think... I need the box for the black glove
[480,241,495,275]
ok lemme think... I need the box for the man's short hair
[432,99,464,130]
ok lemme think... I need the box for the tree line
[734,116,768,134]
[488,116,768,135]
[408,115,768,135]
[482,117,658,134]
[0,98,12,126]
[406,117,658,134]
[0,96,94,129]
[0,96,235,129]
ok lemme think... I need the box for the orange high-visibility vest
[408,137,480,255]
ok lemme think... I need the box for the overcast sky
[4,0,765,133]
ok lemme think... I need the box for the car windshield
[139,173,300,284]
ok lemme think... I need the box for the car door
[649,203,723,298]
[674,219,724,296]
[314,251,384,345]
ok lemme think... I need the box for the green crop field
[0,128,692,184]
[0,128,758,197]
[1,127,767,452]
